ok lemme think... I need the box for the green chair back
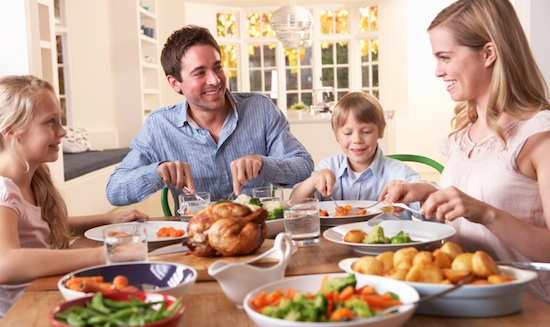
[386,154,444,174]
[161,187,172,217]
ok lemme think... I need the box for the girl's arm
[68,209,148,235]
[0,208,105,284]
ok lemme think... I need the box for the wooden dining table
[2,216,549,326]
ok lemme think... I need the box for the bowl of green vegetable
[50,291,185,327]
[243,273,419,327]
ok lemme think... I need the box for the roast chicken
[185,201,268,257]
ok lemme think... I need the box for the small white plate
[85,221,188,244]
[323,220,456,255]
[318,200,382,226]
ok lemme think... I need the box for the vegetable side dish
[250,274,402,322]
[320,205,367,217]
[53,292,183,326]
[343,226,415,244]
[351,242,516,285]
[155,226,185,238]
[64,275,137,294]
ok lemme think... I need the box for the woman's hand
[379,180,438,210]
[421,186,490,223]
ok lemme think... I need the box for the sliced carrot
[338,285,355,302]
[329,307,356,321]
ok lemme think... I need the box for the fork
[330,196,342,213]
[390,202,422,214]
[183,186,207,203]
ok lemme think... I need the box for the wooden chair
[386,153,444,173]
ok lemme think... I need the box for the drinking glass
[178,192,211,218]
[103,223,148,264]
[252,186,284,203]
[283,198,320,247]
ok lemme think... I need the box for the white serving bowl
[266,219,284,238]
[243,273,419,327]
[339,258,537,317]
[58,262,197,301]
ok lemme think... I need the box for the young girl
[0,75,148,317]
[290,92,423,218]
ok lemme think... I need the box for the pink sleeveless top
[438,110,550,303]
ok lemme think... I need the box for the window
[54,0,70,126]
[217,3,379,109]
[358,5,379,98]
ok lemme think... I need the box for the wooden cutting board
[148,239,296,281]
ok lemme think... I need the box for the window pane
[263,45,276,67]
[300,48,312,66]
[322,67,334,86]
[247,14,260,38]
[321,43,333,65]
[262,13,275,37]
[337,67,349,88]
[217,13,237,38]
[336,42,348,64]
[359,6,378,32]
[228,71,238,91]
[287,93,300,107]
[335,10,349,34]
[319,10,333,34]
[286,68,298,90]
[301,92,312,106]
[250,71,262,91]
[373,64,379,87]
[263,70,272,91]
[360,40,369,63]
[57,67,65,93]
[371,39,379,62]
[249,45,261,67]
[301,68,312,89]
[361,66,370,87]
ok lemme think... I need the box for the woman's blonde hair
[331,92,386,138]
[0,75,71,249]
[428,0,549,143]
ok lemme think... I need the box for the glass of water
[284,198,320,247]
[178,192,211,218]
[252,185,284,203]
[103,223,148,264]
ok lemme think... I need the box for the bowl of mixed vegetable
[243,273,419,327]
[233,194,286,238]
[50,291,185,327]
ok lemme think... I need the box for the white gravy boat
[208,232,293,308]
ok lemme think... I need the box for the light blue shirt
[106,92,314,209]
[310,146,422,219]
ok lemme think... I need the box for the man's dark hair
[160,25,221,81]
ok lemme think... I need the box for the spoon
[375,275,473,317]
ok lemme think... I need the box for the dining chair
[386,154,445,174]
[161,187,173,217]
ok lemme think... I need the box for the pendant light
[271,2,314,48]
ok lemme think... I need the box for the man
[106,25,313,211]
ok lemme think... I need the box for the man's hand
[230,155,263,195]
[157,160,196,192]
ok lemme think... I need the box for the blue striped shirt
[106,92,314,208]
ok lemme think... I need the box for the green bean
[53,292,183,326]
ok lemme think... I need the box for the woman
[380,0,550,303]
[0,75,148,317]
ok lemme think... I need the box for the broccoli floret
[249,197,262,207]
[321,274,357,293]
[362,225,390,244]
[390,231,413,244]
[233,194,262,211]
[344,298,373,318]
[262,200,285,220]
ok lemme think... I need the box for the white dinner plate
[318,200,382,226]
[84,221,188,246]
[323,220,456,255]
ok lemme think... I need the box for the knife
[149,245,190,256]
[496,261,550,272]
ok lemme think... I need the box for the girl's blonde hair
[428,0,549,144]
[331,92,386,138]
[0,75,71,249]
